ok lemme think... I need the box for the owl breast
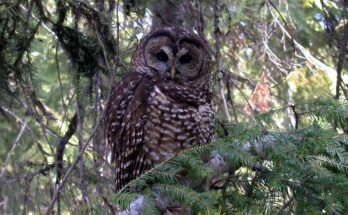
[143,84,214,162]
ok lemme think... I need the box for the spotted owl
[105,27,215,191]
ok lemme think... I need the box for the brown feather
[105,27,215,192]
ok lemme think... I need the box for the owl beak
[170,64,176,79]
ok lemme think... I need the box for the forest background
[0,0,347,214]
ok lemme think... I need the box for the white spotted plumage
[105,27,214,192]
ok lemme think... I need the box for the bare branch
[45,122,100,215]
[0,120,28,181]
[54,113,78,214]
[213,0,231,122]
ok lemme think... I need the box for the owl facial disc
[132,27,211,85]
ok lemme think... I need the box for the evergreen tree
[0,0,347,214]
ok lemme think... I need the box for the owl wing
[105,73,153,191]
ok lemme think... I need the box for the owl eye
[179,54,193,64]
[155,51,168,62]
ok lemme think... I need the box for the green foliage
[1,0,348,214]
[110,100,348,214]
[154,184,218,214]
[110,192,139,209]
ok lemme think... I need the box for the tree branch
[54,113,78,214]
[0,120,28,181]
[213,0,231,122]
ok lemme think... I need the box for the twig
[0,106,49,158]
[334,20,348,99]
[19,4,56,38]
[308,155,348,170]
[268,3,336,76]
[290,105,299,129]
[225,76,258,123]
[280,197,293,210]
[77,100,89,207]
[54,113,78,214]
[19,73,53,154]
[319,0,348,99]
[0,120,28,181]
[112,0,120,86]
[55,41,69,136]
[46,65,117,213]
[226,80,239,123]
[92,70,104,195]
[213,0,231,122]
[102,197,116,215]
[45,122,100,215]
[2,163,55,183]
[96,31,112,73]
[74,71,90,210]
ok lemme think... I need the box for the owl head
[130,27,212,85]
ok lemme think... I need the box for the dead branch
[54,113,78,214]
[45,120,100,215]
[0,120,28,181]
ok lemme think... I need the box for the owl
[105,27,215,191]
